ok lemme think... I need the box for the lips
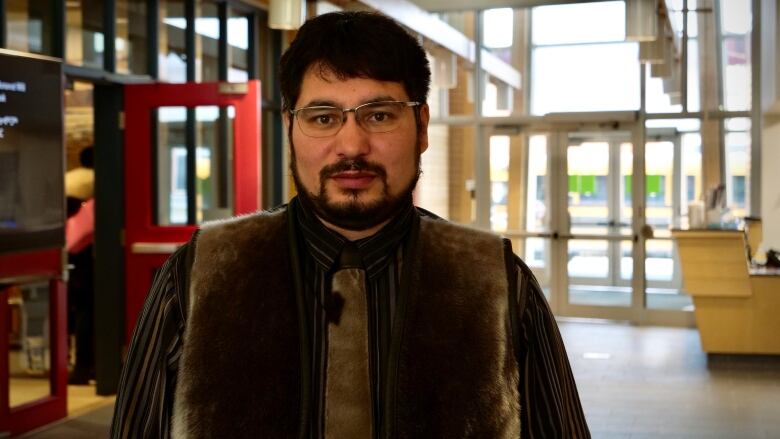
[330,170,376,190]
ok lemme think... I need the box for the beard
[290,141,423,232]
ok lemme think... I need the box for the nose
[332,111,370,158]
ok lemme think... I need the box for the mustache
[319,158,387,180]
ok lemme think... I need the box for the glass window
[416,124,450,218]
[116,0,148,74]
[434,11,476,117]
[7,282,52,408]
[66,0,105,68]
[489,135,510,232]
[724,125,750,216]
[155,106,235,225]
[531,1,625,45]
[196,1,219,82]
[5,0,55,55]
[159,0,187,83]
[481,8,525,116]
[532,43,640,114]
[720,0,751,111]
[530,0,640,115]
[228,10,250,82]
[681,133,702,213]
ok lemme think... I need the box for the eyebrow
[299,95,398,109]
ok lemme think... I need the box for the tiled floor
[18,321,780,438]
[561,320,780,438]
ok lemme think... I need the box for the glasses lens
[297,107,343,137]
[356,102,407,133]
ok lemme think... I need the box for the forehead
[296,66,409,107]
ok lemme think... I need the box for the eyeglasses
[290,100,420,138]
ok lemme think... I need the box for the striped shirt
[111,199,590,438]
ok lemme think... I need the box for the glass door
[485,121,693,324]
[562,134,634,310]
[123,81,261,342]
[643,129,697,312]
[488,130,557,301]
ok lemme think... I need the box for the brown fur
[172,210,301,438]
[391,217,520,438]
[173,209,520,438]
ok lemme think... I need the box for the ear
[418,104,430,154]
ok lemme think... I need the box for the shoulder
[417,212,504,248]
[197,204,289,243]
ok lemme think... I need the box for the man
[112,11,589,438]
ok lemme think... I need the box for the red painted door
[123,81,261,341]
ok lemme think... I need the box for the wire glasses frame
[290,100,421,138]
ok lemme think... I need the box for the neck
[318,217,392,241]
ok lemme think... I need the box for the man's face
[289,67,429,231]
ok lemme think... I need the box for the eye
[301,108,341,126]
[368,111,393,123]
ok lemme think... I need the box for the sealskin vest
[172,207,521,438]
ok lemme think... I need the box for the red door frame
[123,81,261,341]
[0,249,68,436]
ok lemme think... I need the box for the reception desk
[672,229,780,354]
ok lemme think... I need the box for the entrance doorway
[123,81,262,342]
[487,119,694,325]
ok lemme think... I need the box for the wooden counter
[672,229,780,355]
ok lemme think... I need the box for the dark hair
[279,12,430,113]
[79,146,94,169]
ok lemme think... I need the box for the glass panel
[680,133,702,222]
[568,142,609,235]
[228,10,250,82]
[116,0,148,74]
[448,57,476,117]
[526,237,552,301]
[196,1,220,82]
[531,43,640,114]
[445,125,476,225]
[645,6,700,113]
[5,0,55,55]
[687,39,701,112]
[430,11,475,117]
[645,66,682,114]
[65,0,105,69]
[526,135,548,233]
[531,1,625,45]
[720,0,751,111]
[647,239,693,310]
[645,141,674,230]
[65,83,95,172]
[568,239,609,278]
[156,106,187,225]
[620,239,633,281]
[489,135,510,232]
[417,124,450,218]
[155,106,235,225]
[725,128,750,218]
[195,106,234,223]
[7,282,52,408]
[159,0,187,83]
[481,8,525,116]
[568,239,632,307]
[619,142,633,233]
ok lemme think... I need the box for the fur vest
[172,207,521,438]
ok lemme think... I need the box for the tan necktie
[324,243,373,439]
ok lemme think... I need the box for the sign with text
[0,49,64,254]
